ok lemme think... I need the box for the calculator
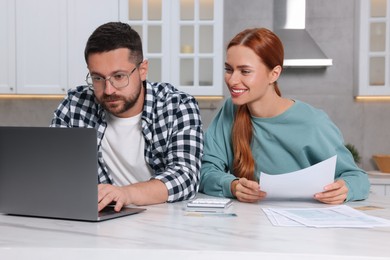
[186,198,233,212]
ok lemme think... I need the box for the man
[51,22,203,212]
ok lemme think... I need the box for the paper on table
[262,208,305,227]
[262,205,390,228]
[260,155,337,199]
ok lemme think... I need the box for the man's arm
[100,113,203,211]
[50,98,71,127]
[98,179,168,211]
[152,99,204,202]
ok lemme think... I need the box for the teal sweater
[200,99,370,202]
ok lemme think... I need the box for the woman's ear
[270,65,282,83]
[138,59,149,81]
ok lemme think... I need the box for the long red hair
[229,28,284,180]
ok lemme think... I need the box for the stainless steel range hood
[274,0,333,68]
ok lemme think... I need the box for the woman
[199,28,370,204]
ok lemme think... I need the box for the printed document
[260,155,337,199]
[262,205,390,228]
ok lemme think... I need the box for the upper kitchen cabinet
[0,0,15,93]
[15,0,68,94]
[0,0,119,95]
[355,0,390,97]
[1,0,222,96]
[119,0,224,96]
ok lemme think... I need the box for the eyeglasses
[85,65,139,90]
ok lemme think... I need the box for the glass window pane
[199,26,213,53]
[180,26,194,53]
[181,44,194,53]
[371,0,387,17]
[129,0,143,20]
[370,23,386,52]
[199,58,213,86]
[147,58,161,82]
[148,26,161,53]
[369,57,385,85]
[180,0,194,20]
[180,59,194,86]
[199,0,214,20]
[148,0,161,20]
[132,25,143,41]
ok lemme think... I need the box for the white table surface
[1,194,390,260]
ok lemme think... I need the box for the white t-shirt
[101,112,153,186]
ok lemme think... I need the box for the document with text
[262,205,390,228]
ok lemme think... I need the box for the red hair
[229,28,284,180]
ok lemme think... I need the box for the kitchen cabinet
[15,0,68,94]
[0,0,119,95]
[1,0,223,96]
[355,0,390,97]
[370,184,390,196]
[0,0,16,93]
[119,0,224,96]
[368,171,390,196]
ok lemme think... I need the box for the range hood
[274,0,333,68]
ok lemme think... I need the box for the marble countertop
[1,194,390,260]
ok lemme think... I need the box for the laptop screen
[0,127,145,221]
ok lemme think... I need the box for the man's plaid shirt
[50,81,204,202]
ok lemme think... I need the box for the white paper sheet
[262,205,390,228]
[262,208,305,226]
[260,155,337,199]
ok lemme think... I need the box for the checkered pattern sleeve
[50,86,100,128]
[144,83,204,202]
[50,96,72,127]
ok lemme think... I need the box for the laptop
[0,126,145,221]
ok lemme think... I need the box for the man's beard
[98,86,142,116]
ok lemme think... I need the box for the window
[119,0,223,96]
[355,0,390,97]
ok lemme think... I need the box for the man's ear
[138,59,149,82]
